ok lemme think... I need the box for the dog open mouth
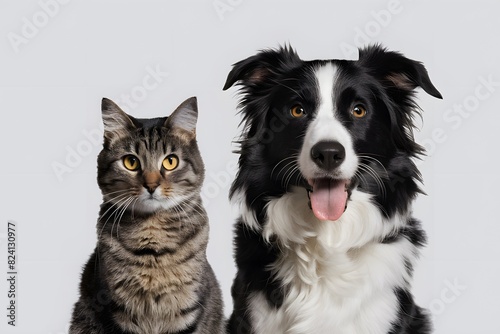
[307,178,350,221]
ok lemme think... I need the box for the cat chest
[108,256,202,333]
[126,217,183,252]
[107,253,200,301]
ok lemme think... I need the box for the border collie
[223,45,442,334]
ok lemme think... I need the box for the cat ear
[166,97,198,137]
[101,98,136,145]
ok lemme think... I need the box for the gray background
[1,0,499,333]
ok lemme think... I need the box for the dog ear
[223,45,301,90]
[359,45,442,99]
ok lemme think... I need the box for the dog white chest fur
[246,188,417,334]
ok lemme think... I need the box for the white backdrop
[1,0,499,333]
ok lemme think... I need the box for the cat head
[97,97,204,214]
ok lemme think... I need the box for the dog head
[224,45,441,224]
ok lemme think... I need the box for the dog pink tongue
[310,179,348,221]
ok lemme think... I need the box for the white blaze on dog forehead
[315,63,337,116]
[298,63,358,181]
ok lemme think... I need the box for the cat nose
[145,184,159,194]
[143,172,161,194]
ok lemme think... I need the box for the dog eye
[123,155,141,171]
[352,105,367,118]
[290,105,305,118]
[162,154,179,171]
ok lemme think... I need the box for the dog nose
[310,141,346,171]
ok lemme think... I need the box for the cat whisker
[96,194,128,255]
[115,197,136,241]
[103,189,131,196]
[173,195,206,219]
[167,199,197,237]
[98,195,131,242]
[169,196,205,235]
[101,189,132,203]
[99,193,131,217]
[130,197,139,220]
[173,197,202,221]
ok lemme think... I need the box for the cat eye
[123,155,140,171]
[162,154,179,171]
[290,105,305,118]
[351,105,367,118]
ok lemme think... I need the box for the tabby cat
[70,97,224,334]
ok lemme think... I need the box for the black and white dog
[223,45,442,334]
